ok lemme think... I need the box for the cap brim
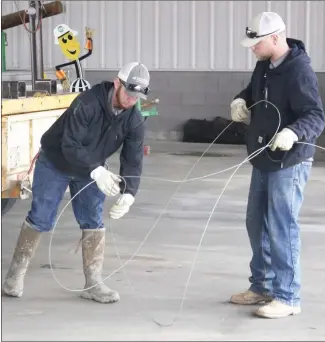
[126,89,147,100]
[240,36,265,48]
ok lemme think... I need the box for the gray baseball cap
[118,62,150,99]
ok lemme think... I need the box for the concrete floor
[2,142,325,341]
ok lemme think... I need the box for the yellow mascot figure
[53,24,94,93]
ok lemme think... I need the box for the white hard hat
[240,12,286,48]
[53,24,78,44]
[118,62,150,99]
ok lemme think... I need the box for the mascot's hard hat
[53,24,78,44]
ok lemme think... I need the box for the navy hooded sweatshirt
[40,81,145,196]
[235,38,325,171]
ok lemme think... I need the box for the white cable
[297,142,325,150]
[48,122,234,292]
[21,142,325,195]
[152,100,281,326]
[43,99,325,324]
[106,121,236,317]
[154,148,263,326]
[48,100,278,293]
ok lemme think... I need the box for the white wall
[2,1,325,72]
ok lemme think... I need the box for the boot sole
[255,308,301,318]
[2,288,23,298]
[230,298,273,305]
[80,291,120,304]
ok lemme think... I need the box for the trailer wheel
[1,198,18,216]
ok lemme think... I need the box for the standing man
[230,12,324,318]
[3,62,150,304]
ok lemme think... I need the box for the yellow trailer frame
[1,93,78,199]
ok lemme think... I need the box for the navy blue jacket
[235,38,325,171]
[41,81,145,196]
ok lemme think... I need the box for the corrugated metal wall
[2,1,325,71]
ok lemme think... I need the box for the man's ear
[272,34,279,45]
[113,78,120,89]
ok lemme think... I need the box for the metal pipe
[29,0,44,89]
[29,1,37,89]
[35,1,44,80]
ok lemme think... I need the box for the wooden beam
[2,185,21,199]
[1,93,79,116]
[1,1,64,31]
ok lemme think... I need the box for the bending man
[3,62,150,304]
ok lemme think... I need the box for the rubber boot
[2,220,42,298]
[80,229,120,304]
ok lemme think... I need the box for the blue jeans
[26,151,106,232]
[246,161,312,306]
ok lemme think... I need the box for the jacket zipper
[264,73,268,108]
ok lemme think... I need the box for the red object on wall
[144,145,150,156]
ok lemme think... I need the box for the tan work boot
[230,289,273,305]
[2,221,42,298]
[255,299,301,318]
[80,229,120,304]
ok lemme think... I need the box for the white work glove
[109,193,135,220]
[270,128,298,151]
[230,98,250,122]
[90,166,120,196]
